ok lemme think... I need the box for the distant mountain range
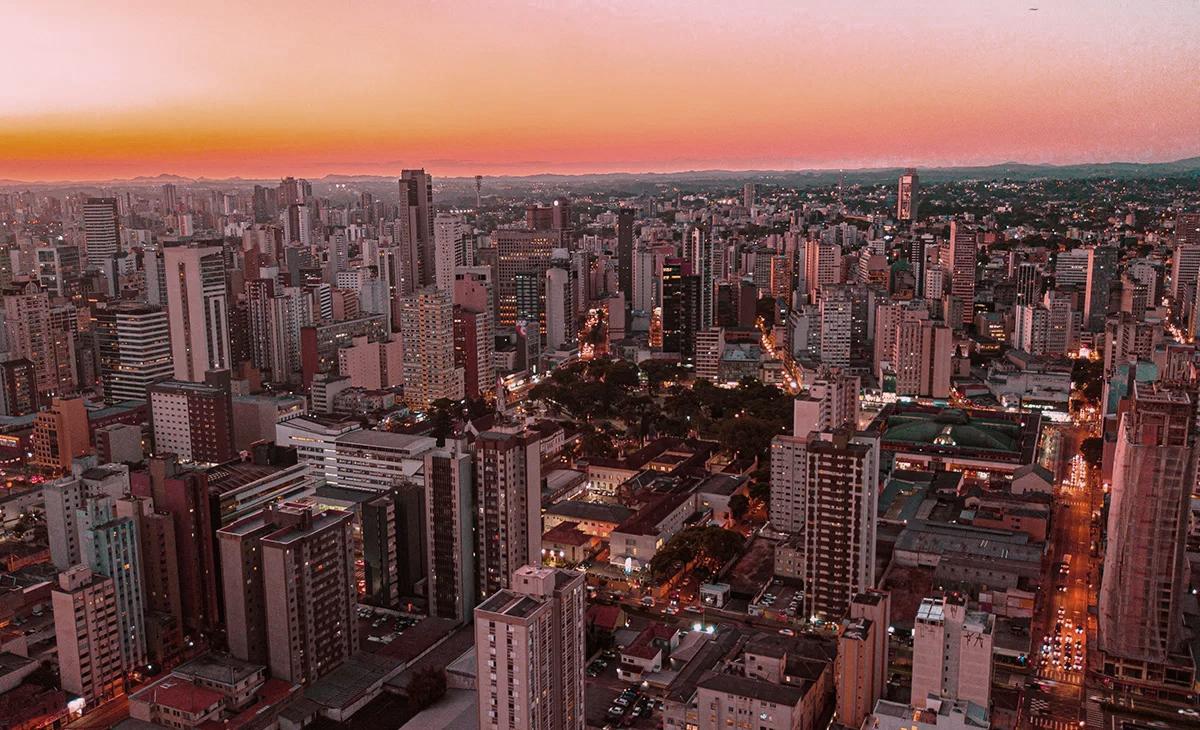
[4,156,1200,189]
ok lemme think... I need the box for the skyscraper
[399,286,464,409]
[1084,245,1118,331]
[818,287,853,367]
[219,503,358,684]
[804,239,842,303]
[943,221,978,327]
[95,302,173,403]
[83,197,120,270]
[401,169,435,286]
[453,277,494,401]
[148,374,235,464]
[30,396,91,474]
[545,252,577,353]
[492,228,560,327]
[474,565,586,730]
[163,242,231,382]
[476,429,542,599]
[897,169,919,221]
[434,213,469,294]
[424,442,476,622]
[130,456,221,635]
[690,225,716,331]
[1100,384,1193,669]
[661,258,699,366]
[793,427,879,621]
[616,208,635,306]
[52,566,125,705]
[78,494,147,672]
[2,280,58,395]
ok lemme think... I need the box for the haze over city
[4,1,1200,180]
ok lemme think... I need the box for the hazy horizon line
[3,152,1200,187]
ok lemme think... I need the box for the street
[1021,430,1097,730]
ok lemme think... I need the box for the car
[778,628,796,637]
[614,697,630,708]
[607,706,625,718]
[588,668,601,677]
[640,597,655,607]
[602,649,619,660]
[684,605,703,614]
[665,605,679,615]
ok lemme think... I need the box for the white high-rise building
[769,434,808,535]
[83,197,120,270]
[163,242,230,382]
[911,596,995,710]
[804,240,842,303]
[474,565,586,730]
[545,255,576,353]
[434,214,469,294]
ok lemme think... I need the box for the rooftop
[132,676,223,715]
[175,652,263,687]
[696,672,808,706]
[545,500,633,525]
[613,492,691,536]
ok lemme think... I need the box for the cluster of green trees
[1071,358,1104,404]
[660,378,792,459]
[526,358,788,505]
[648,526,744,582]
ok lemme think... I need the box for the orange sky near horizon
[2,0,1198,181]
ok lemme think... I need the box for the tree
[580,429,615,459]
[605,360,641,391]
[648,526,744,582]
[749,481,771,506]
[429,398,455,447]
[715,415,778,459]
[641,360,685,395]
[755,296,777,325]
[728,494,750,520]
[1080,437,1103,469]
[406,666,447,710]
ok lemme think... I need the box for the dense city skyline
[4,1,1200,180]
[5,5,1200,730]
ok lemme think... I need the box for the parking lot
[356,605,421,649]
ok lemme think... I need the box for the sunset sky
[3,0,1198,181]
